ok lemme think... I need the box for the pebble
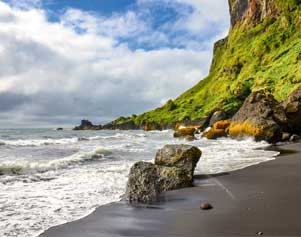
[257,232,263,235]
[200,203,213,210]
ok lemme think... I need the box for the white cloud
[0,0,230,127]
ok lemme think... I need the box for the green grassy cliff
[110,0,301,127]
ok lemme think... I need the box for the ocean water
[0,128,279,237]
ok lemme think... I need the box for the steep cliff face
[229,0,279,26]
[110,0,301,127]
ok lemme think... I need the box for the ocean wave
[0,138,79,147]
[0,147,113,176]
[101,133,147,139]
[0,132,149,147]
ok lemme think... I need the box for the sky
[0,0,230,127]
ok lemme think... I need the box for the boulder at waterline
[73,120,102,130]
[126,145,202,203]
[281,89,301,135]
[126,161,160,203]
[209,111,227,127]
[173,127,198,139]
[228,91,288,143]
[202,120,231,140]
[155,144,201,178]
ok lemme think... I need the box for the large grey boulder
[228,90,288,143]
[126,145,202,203]
[126,162,160,203]
[155,144,202,179]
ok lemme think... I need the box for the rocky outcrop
[102,120,140,130]
[228,91,287,143]
[173,127,198,140]
[142,122,163,131]
[203,120,231,139]
[229,0,279,27]
[209,111,228,127]
[281,89,301,135]
[73,120,102,130]
[126,145,202,203]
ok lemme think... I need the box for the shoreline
[40,142,301,237]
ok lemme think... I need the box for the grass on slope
[113,2,301,126]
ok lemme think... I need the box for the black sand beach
[40,142,301,237]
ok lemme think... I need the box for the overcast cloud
[0,0,229,127]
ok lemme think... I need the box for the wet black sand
[40,142,301,237]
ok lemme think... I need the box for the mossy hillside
[112,2,301,127]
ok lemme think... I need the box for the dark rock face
[142,122,162,131]
[209,111,228,127]
[102,120,140,130]
[281,89,301,134]
[126,145,202,203]
[229,0,249,26]
[73,120,102,130]
[229,0,279,27]
[228,90,287,143]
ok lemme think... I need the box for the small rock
[256,232,263,235]
[185,135,196,141]
[200,203,213,210]
[78,137,89,141]
[282,132,291,141]
[290,134,301,142]
[173,127,197,138]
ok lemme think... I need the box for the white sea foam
[0,129,279,237]
[0,133,149,148]
[0,147,113,176]
[0,138,79,147]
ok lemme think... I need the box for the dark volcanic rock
[126,145,202,203]
[73,120,102,130]
[209,111,227,127]
[102,120,140,130]
[281,89,301,135]
[228,90,288,143]
[142,122,162,131]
